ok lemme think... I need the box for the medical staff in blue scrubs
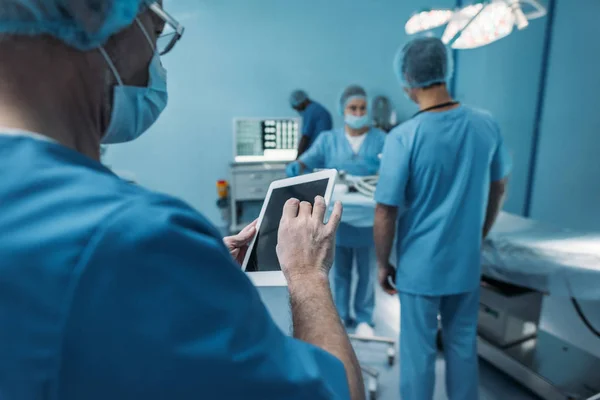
[374,38,511,399]
[0,2,365,399]
[287,86,386,337]
[290,90,334,157]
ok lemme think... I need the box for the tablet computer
[242,169,338,286]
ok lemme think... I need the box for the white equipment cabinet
[229,162,287,233]
[229,117,300,233]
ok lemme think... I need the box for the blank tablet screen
[245,178,330,272]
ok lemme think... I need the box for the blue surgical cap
[290,90,309,108]
[339,85,367,115]
[394,37,454,89]
[0,0,145,50]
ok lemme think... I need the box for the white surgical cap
[339,85,367,115]
[0,0,145,50]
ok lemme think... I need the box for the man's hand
[223,220,257,265]
[277,196,342,283]
[483,178,508,239]
[374,204,398,295]
[277,197,365,400]
[378,263,398,295]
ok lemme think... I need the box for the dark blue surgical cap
[290,90,309,108]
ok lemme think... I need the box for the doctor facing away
[0,1,364,399]
[374,37,511,400]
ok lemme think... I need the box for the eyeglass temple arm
[148,2,185,36]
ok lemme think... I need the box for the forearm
[289,275,364,400]
[297,161,307,174]
[374,205,397,266]
[297,136,311,158]
[483,182,507,239]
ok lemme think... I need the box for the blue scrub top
[0,133,350,400]
[301,101,333,144]
[300,127,386,247]
[375,106,512,295]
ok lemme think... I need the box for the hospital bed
[477,212,600,400]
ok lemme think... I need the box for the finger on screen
[282,198,300,219]
[299,201,313,217]
[312,196,326,222]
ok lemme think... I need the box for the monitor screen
[235,118,300,162]
[245,178,330,272]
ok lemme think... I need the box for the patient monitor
[234,118,301,163]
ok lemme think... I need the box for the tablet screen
[245,178,330,272]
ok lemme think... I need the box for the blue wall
[453,10,548,215]
[453,0,600,231]
[105,0,600,233]
[529,0,600,230]
[105,0,455,227]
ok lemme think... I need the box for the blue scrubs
[0,133,350,400]
[300,127,386,325]
[300,101,333,146]
[375,106,512,399]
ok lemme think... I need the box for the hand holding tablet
[276,196,343,284]
[240,170,364,400]
[242,169,339,286]
[223,220,257,265]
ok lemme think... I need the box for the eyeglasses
[148,2,185,56]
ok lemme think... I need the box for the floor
[258,284,540,400]
[354,288,540,400]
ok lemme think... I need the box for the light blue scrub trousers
[399,289,480,400]
[333,245,376,325]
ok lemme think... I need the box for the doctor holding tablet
[0,2,363,399]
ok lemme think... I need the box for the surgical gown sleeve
[490,130,512,182]
[58,196,350,400]
[299,132,328,170]
[375,131,411,207]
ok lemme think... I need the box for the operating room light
[405,9,454,35]
[509,0,530,30]
[406,0,547,50]
[446,2,516,49]
[440,3,485,46]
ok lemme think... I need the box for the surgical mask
[100,20,168,144]
[345,114,370,130]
